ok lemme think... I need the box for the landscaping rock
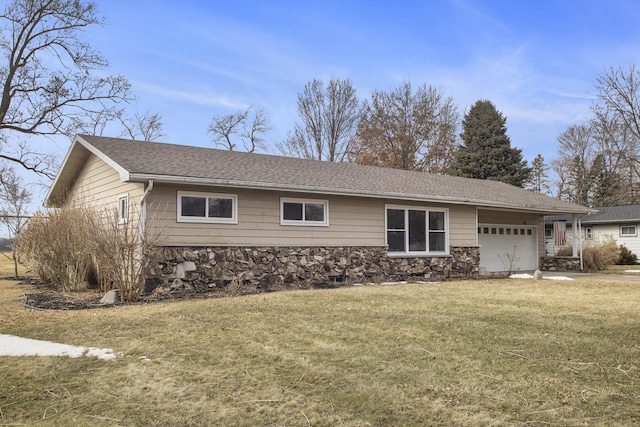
[100,290,119,305]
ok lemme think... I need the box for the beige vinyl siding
[147,184,479,248]
[67,153,144,218]
[448,204,478,246]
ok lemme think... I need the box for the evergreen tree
[589,153,623,206]
[527,154,551,194]
[451,100,531,187]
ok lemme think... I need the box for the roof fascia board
[44,137,82,206]
[76,135,130,181]
[583,219,640,224]
[128,173,593,215]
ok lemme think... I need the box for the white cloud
[134,82,248,109]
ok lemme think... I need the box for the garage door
[478,224,538,272]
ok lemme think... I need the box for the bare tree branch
[277,78,361,162]
[208,106,271,153]
[0,0,133,176]
[350,81,458,173]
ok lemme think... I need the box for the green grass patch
[1,278,639,426]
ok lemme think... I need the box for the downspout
[578,217,583,271]
[139,180,154,238]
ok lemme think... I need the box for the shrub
[19,205,99,291]
[617,245,638,265]
[92,206,162,302]
[19,202,163,301]
[582,237,620,272]
[555,246,573,257]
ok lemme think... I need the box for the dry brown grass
[0,251,27,278]
[1,277,639,426]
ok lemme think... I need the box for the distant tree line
[212,79,531,187]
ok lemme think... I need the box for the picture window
[386,206,448,255]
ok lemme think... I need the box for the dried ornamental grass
[18,206,99,291]
[582,236,620,272]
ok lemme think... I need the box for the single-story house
[46,135,593,288]
[546,205,640,257]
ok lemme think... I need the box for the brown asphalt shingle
[75,135,591,214]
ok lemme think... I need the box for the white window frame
[280,197,329,226]
[385,204,449,256]
[620,225,637,237]
[177,191,238,224]
[585,226,593,239]
[118,194,129,224]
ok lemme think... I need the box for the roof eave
[582,218,640,224]
[45,135,131,207]
[128,173,593,215]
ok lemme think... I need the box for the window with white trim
[620,225,637,237]
[118,194,129,224]
[280,198,328,226]
[385,206,448,255]
[177,191,237,223]
[585,226,593,239]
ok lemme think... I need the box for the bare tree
[554,124,595,205]
[0,0,132,176]
[277,78,361,162]
[349,82,458,173]
[0,163,31,278]
[208,106,271,153]
[595,65,640,141]
[119,111,164,142]
[70,107,165,142]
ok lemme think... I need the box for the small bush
[582,237,621,272]
[19,202,163,301]
[92,206,162,302]
[617,245,638,265]
[555,246,573,256]
[19,206,99,291]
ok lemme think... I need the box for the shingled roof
[580,205,640,224]
[47,135,593,215]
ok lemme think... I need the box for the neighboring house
[546,205,640,257]
[46,135,592,288]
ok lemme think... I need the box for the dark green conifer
[451,100,531,187]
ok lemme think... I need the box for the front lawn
[0,277,638,426]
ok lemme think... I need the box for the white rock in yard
[100,289,119,305]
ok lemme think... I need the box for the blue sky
[21,0,640,206]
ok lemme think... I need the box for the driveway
[543,270,640,282]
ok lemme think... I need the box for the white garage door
[478,224,538,272]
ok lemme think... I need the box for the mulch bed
[21,279,108,310]
[18,278,282,311]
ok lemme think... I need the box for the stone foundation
[541,256,581,271]
[149,246,480,293]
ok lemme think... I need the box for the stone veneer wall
[541,256,581,271]
[149,246,480,293]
